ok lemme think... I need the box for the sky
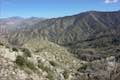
[0,0,120,18]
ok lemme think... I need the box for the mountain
[8,11,120,44]
[7,10,120,60]
[0,10,120,80]
[0,17,45,44]
[0,17,45,34]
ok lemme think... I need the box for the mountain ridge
[7,10,120,45]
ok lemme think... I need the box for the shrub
[15,55,37,72]
[0,42,4,46]
[112,38,120,45]
[20,48,31,57]
[47,71,54,80]
[38,63,50,72]
[12,47,18,52]
[49,61,57,67]
[63,71,69,79]
[77,64,88,72]
[26,60,37,72]
[38,63,54,80]
[15,55,25,66]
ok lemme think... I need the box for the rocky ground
[0,41,120,80]
[0,41,81,80]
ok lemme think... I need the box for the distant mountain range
[1,10,120,57]
[1,11,118,60]
[0,17,45,33]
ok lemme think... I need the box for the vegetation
[25,60,37,71]
[15,55,37,72]
[63,70,69,79]
[77,64,88,72]
[12,47,18,52]
[0,42,4,46]
[20,48,31,57]
[49,61,58,67]
[38,63,50,73]
[38,63,54,80]
[15,55,25,66]
[112,37,120,45]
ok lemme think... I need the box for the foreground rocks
[0,41,81,80]
[0,40,120,80]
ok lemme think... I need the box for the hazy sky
[0,0,120,18]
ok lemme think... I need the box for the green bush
[77,64,88,72]
[15,55,37,72]
[20,48,31,57]
[63,71,69,79]
[15,56,25,66]
[46,71,54,80]
[12,47,18,52]
[38,63,54,80]
[0,42,4,46]
[38,63,50,72]
[49,61,57,67]
[26,60,37,71]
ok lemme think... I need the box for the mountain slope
[8,11,120,45]
[7,11,120,61]
[0,39,120,80]
[0,40,81,80]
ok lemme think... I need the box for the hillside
[0,17,45,35]
[7,11,120,60]
[0,40,82,80]
[8,11,120,45]
[0,40,120,80]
